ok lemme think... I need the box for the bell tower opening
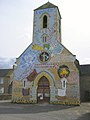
[43,15,47,28]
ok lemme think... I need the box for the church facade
[12,2,80,105]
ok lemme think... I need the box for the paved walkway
[0,102,90,120]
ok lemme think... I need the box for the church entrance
[37,76,50,103]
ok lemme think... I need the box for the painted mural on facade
[12,2,80,105]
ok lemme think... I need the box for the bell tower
[33,2,62,44]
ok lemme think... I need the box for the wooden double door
[37,76,50,103]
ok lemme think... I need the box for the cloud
[0,57,16,69]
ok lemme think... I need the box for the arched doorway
[37,76,50,103]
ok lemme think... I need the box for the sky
[0,0,90,68]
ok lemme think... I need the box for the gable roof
[0,69,13,77]
[34,2,62,19]
[34,2,57,10]
[80,64,90,75]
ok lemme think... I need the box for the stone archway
[37,76,50,103]
[34,71,54,87]
[33,71,54,103]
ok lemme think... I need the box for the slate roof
[34,2,58,10]
[0,69,13,77]
[80,65,90,75]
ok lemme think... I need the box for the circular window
[39,52,50,62]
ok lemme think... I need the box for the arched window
[61,78,67,89]
[43,36,47,42]
[62,80,66,88]
[45,36,47,42]
[23,79,27,88]
[42,34,48,43]
[40,13,50,29]
[43,36,44,42]
[43,15,47,28]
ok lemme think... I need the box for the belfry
[12,2,80,105]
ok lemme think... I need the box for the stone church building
[12,2,80,105]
